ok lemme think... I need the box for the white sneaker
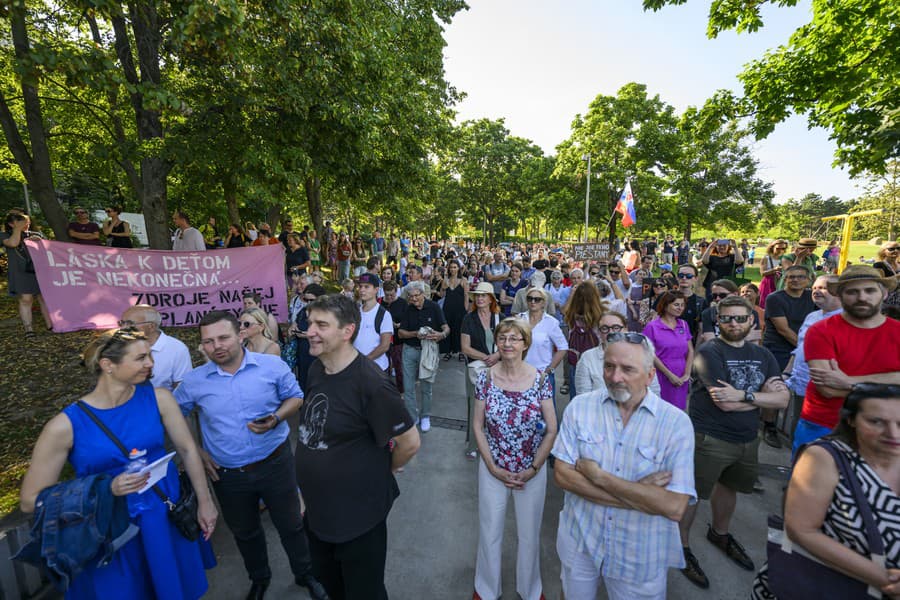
[420,416,431,432]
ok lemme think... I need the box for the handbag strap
[807,440,886,557]
[75,401,172,506]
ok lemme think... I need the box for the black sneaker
[680,547,709,589]
[295,574,330,600]
[763,426,782,449]
[706,526,755,571]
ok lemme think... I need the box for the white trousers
[556,526,667,600]
[474,459,547,600]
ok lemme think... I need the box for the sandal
[25,331,36,339]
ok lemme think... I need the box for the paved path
[205,358,791,599]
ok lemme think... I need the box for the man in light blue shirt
[175,310,327,600]
[553,334,696,600]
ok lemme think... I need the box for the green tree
[642,0,900,176]
[851,159,900,241]
[554,83,680,241]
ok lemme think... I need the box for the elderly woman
[240,308,281,356]
[751,383,900,599]
[461,282,502,460]
[518,286,568,399]
[19,329,216,598]
[642,291,694,410]
[102,205,133,248]
[473,318,557,600]
[574,311,662,398]
[1,209,52,337]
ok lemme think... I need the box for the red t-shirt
[802,314,900,427]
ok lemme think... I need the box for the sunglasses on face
[608,270,620,275]
[117,319,151,327]
[886,247,900,252]
[711,292,730,300]
[653,283,667,288]
[74,210,87,215]
[526,296,544,303]
[677,273,694,279]
[240,321,255,329]
[598,324,624,334]
[717,314,751,324]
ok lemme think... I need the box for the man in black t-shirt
[678,296,789,590]
[397,281,448,432]
[298,294,419,600]
[762,266,816,370]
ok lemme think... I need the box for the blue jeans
[791,418,833,459]
[401,345,432,420]
[212,443,312,582]
[338,260,351,281]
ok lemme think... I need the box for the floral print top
[475,369,552,473]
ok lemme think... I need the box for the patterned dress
[475,370,552,473]
[751,439,900,599]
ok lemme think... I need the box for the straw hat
[797,238,818,248]
[470,282,495,295]
[826,265,897,295]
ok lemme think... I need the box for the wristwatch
[743,391,756,404]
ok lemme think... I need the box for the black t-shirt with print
[296,353,415,543]
[690,339,781,443]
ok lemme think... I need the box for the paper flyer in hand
[137,451,176,494]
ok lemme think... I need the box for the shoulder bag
[76,401,201,542]
[766,440,885,600]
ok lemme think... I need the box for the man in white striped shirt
[552,333,696,600]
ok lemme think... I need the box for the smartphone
[252,415,271,424]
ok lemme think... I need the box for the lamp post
[582,153,591,242]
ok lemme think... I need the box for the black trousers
[212,442,312,583]
[306,519,389,600]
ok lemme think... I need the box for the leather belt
[230,439,289,472]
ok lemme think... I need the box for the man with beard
[679,296,789,590]
[795,265,900,450]
[297,294,419,600]
[552,333,696,600]
[175,311,327,600]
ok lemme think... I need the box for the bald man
[119,304,192,390]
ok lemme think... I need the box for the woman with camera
[701,238,744,299]
[1,210,52,337]
[19,328,216,598]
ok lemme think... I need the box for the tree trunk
[223,171,240,225]
[683,220,693,241]
[265,204,282,231]
[2,4,70,240]
[305,176,323,237]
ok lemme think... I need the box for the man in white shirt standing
[172,210,206,251]
[353,273,393,372]
[119,304,192,390]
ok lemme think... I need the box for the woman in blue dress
[20,328,217,599]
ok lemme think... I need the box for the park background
[0,0,898,518]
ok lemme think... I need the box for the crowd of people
[6,207,900,600]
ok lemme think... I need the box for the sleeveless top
[751,439,900,599]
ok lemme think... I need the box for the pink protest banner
[24,239,288,332]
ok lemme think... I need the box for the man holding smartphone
[175,311,327,600]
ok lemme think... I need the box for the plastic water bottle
[535,420,547,435]
[125,448,150,512]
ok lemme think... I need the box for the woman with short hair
[642,291,693,410]
[102,205,133,248]
[472,318,557,600]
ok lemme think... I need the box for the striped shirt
[552,389,696,582]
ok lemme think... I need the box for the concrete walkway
[205,357,791,599]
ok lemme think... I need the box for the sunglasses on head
[717,314,751,324]
[606,332,650,346]
[711,292,730,300]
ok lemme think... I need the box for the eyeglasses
[496,335,524,344]
[598,324,624,334]
[239,321,255,329]
[717,314,751,324]
[606,332,650,346]
[117,319,152,327]
[885,247,899,252]
[785,274,808,280]
[526,296,544,303]
[677,273,695,279]
[711,292,730,300]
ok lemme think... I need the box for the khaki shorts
[693,432,759,499]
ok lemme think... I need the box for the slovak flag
[615,181,636,228]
